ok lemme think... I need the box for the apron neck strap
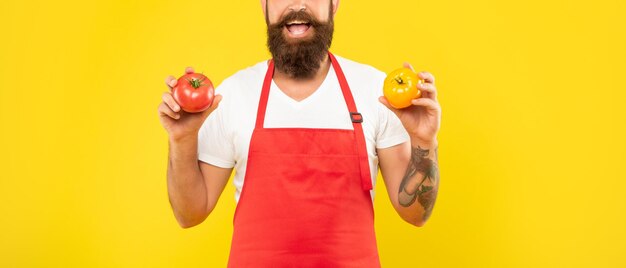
[255,51,361,129]
[328,52,363,124]
[255,59,275,129]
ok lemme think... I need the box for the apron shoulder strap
[329,52,373,191]
[255,59,275,129]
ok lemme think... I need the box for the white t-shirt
[197,54,409,203]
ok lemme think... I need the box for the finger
[199,94,223,122]
[411,97,440,112]
[162,92,181,112]
[185,66,194,74]
[403,62,415,72]
[403,63,430,86]
[418,71,435,84]
[209,94,223,112]
[201,94,223,118]
[378,96,402,117]
[165,75,177,90]
[417,82,438,100]
[158,102,180,119]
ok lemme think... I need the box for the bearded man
[158,1,442,267]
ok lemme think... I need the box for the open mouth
[285,20,312,37]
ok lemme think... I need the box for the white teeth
[286,20,308,25]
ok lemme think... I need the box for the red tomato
[172,73,215,113]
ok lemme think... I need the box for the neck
[270,53,332,102]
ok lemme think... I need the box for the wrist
[169,133,198,145]
[410,136,438,149]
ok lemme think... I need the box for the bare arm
[378,66,441,227]
[166,135,232,228]
[378,139,440,227]
[159,67,231,228]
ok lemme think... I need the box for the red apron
[227,52,381,268]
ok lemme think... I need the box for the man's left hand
[379,62,441,146]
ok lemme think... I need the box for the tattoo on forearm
[398,145,439,221]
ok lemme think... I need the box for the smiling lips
[285,20,311,36]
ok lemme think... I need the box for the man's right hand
[158,66,223,141]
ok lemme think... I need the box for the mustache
[272,10,324,28]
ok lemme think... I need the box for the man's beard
[266,8,334,79]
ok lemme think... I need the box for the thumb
[200,94,223,120]
[378,96,402,117]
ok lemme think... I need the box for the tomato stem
[186,76,206,89]
[394,76,404,84]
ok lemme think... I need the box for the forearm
[397,137,440,226]
[167,135,208,228]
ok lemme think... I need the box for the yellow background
[1,0,625,267]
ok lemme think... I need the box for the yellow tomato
[383,67,423,109]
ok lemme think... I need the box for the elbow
[401,214,429,227]
[413,219,427,227]
[175,213,200,228]
[172,200,216,229]
[178,218,201,229]
[412,212,436,227]
[175,209,211,229]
